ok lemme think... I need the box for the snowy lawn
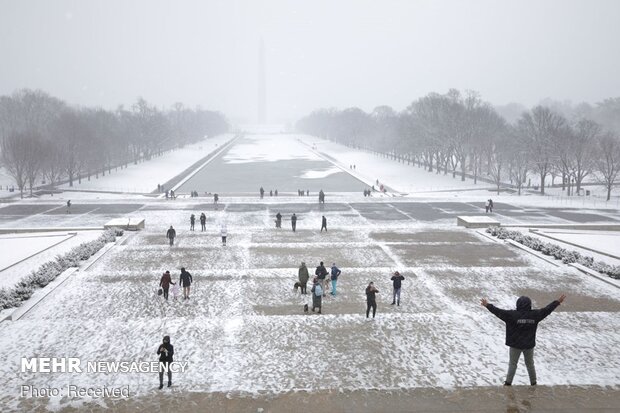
[58,134,234,193]
[0,230,103,290]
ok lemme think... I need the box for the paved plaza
[0,195,619,412]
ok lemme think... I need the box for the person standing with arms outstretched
[365,282,379,318]
[480,294,566,386]
[391,271,405,306]
[179,267,193,300]
[166,226,176,246]
[291,213,297,232]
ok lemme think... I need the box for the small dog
[293,282,301,293]
[303,303,309,313]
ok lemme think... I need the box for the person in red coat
[159,271,175,300]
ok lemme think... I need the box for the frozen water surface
[177,135,367,193]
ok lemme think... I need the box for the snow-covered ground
[0,230,103,290]
[58,134,234,193]
[0,132,619,411]
[0,233,74,272]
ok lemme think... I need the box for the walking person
[220,223,227,246]
[291,213,297,232]
[315,261,328,297]
[391,271,405,306]
[365,281,379,318]
[489,199,494,213]
[200,213,206,231]
[179,267,193,300]
[157,335,174,389]
[190,214,195,231]
[166,226,176,246]
[330,263,341,296]
[260,186,264,199]
[321,215,327,232]
[159,271,175,301]
[485,199,490,213]
[66,200,71,213]
[311,278,323,314]
[480,294,566,385]
[275,212,282,228]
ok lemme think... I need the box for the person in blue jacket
[480,294,566,386]
[330,263,341,296]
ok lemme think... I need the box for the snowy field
[58,134,234,193]
[0,231,103,290]
[0,233,73,272]
[0,133,619,411]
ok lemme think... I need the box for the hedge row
[0,229,123,310]
[486,227,620,279]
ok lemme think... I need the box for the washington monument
[258,37,266,124]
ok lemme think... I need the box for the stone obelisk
[258,37,266,124]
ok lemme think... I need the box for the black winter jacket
[157,343,174,363]
[179,270,193,287]
[486,296,560,350]
[315,265,328,280]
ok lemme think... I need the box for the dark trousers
[366,301,377,318]
[292,222,296,232]
[169,237,174,246]
[159,362,172,386]
[321,224,327,232]
[300,282,307,294]
[190,223,194,230]
[163,287,169,300]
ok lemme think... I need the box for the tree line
[0,89,229,197]
[297,90,620,200]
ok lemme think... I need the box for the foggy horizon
[1,0,619,123]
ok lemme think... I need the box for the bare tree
[0,131,39,198]
[594,132,620,201]
[518,106,567,194]
[41,140,66,187]
[488,124,512,194]
[570,119,600,193]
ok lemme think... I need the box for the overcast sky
[1,0,619,124]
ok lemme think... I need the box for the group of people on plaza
[297,261,405,318]
[158,267,193,301]
[166,214,228,246]
[260,187,279,198]
[154,188,567,390]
